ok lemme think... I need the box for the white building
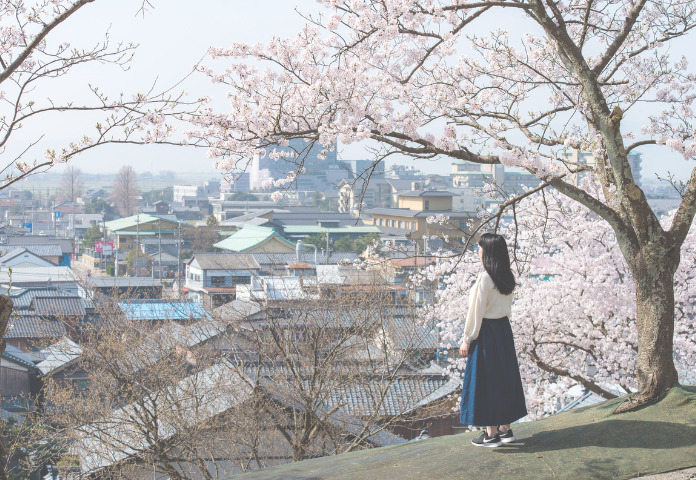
[563,149,642,186]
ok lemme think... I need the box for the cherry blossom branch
[529,346,618,399]
[0,0,96,85]
[667,167,696,247]
[591,0,649,77]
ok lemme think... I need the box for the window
[398,220,403,228]
[210,276,225,287]
[72,379,89,392]
[232,275,251,285]
[424,200,430,210]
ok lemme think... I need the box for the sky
[12,0,696,183]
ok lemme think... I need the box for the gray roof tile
[2,244,63,258]
[5,316,67,339]
[6,237,73,254]
[32,296,86,316]
[188,253,260,271]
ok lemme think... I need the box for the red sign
[95,240,114,254]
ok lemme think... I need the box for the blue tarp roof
[117,299,210,321]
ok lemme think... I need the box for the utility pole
[101,210,106,273]
[135,208,140,276]
[177,222,182,297]
[325,230,329,265]
[158,219,162,280]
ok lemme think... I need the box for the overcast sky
[21,0,696,182]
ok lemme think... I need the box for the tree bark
[615,244,680,413]
[0,294,13,480]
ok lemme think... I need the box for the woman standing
[459,233,528,447]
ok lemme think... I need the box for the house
[7,287,92,313]
[1,344,41,416]
[184,253,261,307]
[105,214,183,257]
[171,205,203,221]
[311,264,409,303]
[4,314,68,351]
[152,200,170,215]
[117,299,209,323]
[5,236,74,266]
[88,277,163,299]
[218,210,275,230]
[0,224,29,242]
[0,247,58,268]
[280,225,380,243]
[53,201,83,216]
[67,213,103,237]
[364,190,474,246]
[235,276,318,302]
[0,267,80,294]
[70,359,419,478]
[35,337,87,395]
[213,225,296,254]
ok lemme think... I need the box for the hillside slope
[229,385,696,480]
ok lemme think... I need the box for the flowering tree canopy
[427,185,696,418]
[196,0,696,409]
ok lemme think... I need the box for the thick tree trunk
[615,247,679,413]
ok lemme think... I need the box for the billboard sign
[95,240,114,254]
[20,223,32,233]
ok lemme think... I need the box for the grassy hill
[229,385,696,480]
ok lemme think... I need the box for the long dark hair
[478,233,517,295]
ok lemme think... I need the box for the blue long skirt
[460,316,528,427]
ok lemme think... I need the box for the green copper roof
[213,225,295,252]
[105,214,183,232]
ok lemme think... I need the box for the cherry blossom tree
[194,0,696,410]
[0,2,199,475]
[427,185,696,418]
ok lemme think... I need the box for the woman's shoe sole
[472,440,503,447]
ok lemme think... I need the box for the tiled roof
[247,251,359,267]
[10,288,65,309]
[37,337,82,375]
[32,296,86,317]
[88,277,161,288]
[142,243,179,257]
[3,343,41,368]
[385,316,439,350]
[6,237,73,254]
[5,316,67,339]
[328,374,460,416]
[187,253,260,271]
[2,244,62,258]
[117,299,209,321]
[138,238,180,245]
